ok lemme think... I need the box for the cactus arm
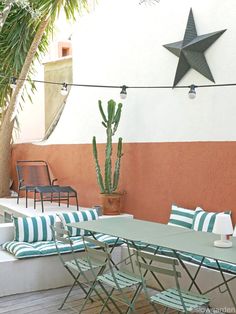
[113,103,122,135]
[107,99,115,123]
[112,137,123,192]
[104,121,113,194]
[98,100,107,123]
[113,103,122,124]
[92,136,105,193]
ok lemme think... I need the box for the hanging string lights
[2,74,236,100]
[188,84,196,99]
[60,82,68,96]
[120,85,127,99]
[9,77,17,89]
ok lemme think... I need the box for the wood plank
[0,285,179,314]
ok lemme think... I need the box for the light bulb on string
[188,84,196,99]
[10,77,17,89]
[61,83,68,96]
[120,85,127,99]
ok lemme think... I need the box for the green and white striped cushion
[168,205,195,229]
[192,207,231,233]
[2,234,123,259]
[57,209,98,236]
[13,215,56,242]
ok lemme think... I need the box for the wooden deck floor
[0,285,178,314]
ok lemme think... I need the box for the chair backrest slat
[83,236,108,248]
[56,235,71,245]
[138,250,179,265]
[136,260,181,278]
[50,226,71,245]
[86,245,109,259]
[52,226,70,236]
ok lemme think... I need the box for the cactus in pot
[92,99,123,195]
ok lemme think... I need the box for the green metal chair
[136,250,210,313]
[50,226,111,311]
[79,236,143,314]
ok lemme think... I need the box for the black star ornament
[163,8,226,87]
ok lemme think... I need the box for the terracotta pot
[100,193,122,215]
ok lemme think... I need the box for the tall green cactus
[92,99,123,194]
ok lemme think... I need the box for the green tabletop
[68,217,190,242]
[68,217,236,264]
[155,229,236,264]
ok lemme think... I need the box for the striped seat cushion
[192,207,231,232]
[57,209,98,236]
[2,234,123,259]
[137,245,236,274]
[168,205,195,229]
[13,215,56,242]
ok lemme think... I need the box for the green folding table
[68,217,236,309]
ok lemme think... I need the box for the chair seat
[65,257,105,272]
[98,271,142,289]
[151,288,209,311]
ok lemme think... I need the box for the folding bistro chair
[79,236,143,314]
[136,250,210,314]
[50,226,110,311]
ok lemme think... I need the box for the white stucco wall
[17,0,236,144]
[14,13,74,143]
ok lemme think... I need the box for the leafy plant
[93,99,123,194]
[0,0,88,196]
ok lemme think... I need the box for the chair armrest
[52,178,58,185]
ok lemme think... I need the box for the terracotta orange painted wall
[11,142,236,224]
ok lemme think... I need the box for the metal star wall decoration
[163,8,226,87]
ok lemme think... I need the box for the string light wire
[1,74,236,99]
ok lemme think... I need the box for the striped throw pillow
[168,204,195,229]
[13,215,56,242]
[57,209,98,236]
[192,207,231,233]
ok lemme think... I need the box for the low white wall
[0,246,122,297]
[0,223,14,245]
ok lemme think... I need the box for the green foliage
[0,0,88,127]
[93,99,123,194]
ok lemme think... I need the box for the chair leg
[98,283,122,314]
[67,192,69,207]
[58,192,61,207]
[151,302,161,314]
[126,284,142,314]
[163,307,168,314]
[91,285,112,312]
[59,272,94,310]
[17,190,20,204]
[75,193,79,211]
[78,281,98,314]
[99,288,113,314]
[26,189,28,208]
[58,278,78,310]
[66,268,93,302]
[34,190,36,209]
[40,192,44,213]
